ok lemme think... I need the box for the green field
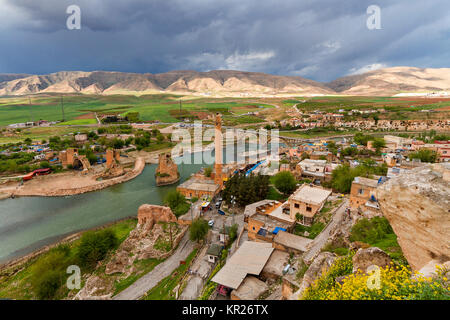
[0,94,275,126]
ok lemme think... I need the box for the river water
[0,141,282,263]
[0,159,206,264]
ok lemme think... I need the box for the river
[0,142,277,264]
[0,158,207,264]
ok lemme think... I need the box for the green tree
[273,171,297,195]
[204,167,212,177]
[164,190,190,217]
[371,138,386,153]
[189,218,209,243]
[409,149,438,163]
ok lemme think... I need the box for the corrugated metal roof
[211,241,274,289]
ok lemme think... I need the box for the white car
[208,220,215,227]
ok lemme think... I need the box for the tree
[331,164,354,193]
[273,171,297,195]
[204,167,212,177]
[353,133,373,146]
[222,173,270,207]
[409,148,438,163]
[371,138,386,153]
[164,190,190,217]
[189,218,209,243]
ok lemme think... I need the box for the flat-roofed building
[177,178,220,200]
[288,185,332,226]
[349,176,380,211]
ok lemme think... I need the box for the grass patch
[142,248,198,300]
[0,218,137,300]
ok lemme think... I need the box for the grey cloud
[0,0,448,81]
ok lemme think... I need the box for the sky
[0,0,449,82]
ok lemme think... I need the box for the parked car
[208,220,215,227]
[215,201,221,209]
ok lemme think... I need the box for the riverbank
[0,157,145,198]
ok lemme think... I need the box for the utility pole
[28,97,33,123]
[179,99,182,112]
[61,96,65,122]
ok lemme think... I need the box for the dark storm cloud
[0,0,449,81]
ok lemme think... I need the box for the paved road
[113,232,195,300]
[303,199,349,264]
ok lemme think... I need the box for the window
[294,203,300,208]
[358,188,364,195]
[306,206,312,212]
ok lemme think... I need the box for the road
[113,232,195,300]
[303,198,349,264]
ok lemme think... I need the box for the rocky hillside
[0,70,333,97]
[327,66,450,95]
[1,67,449,96]
[377,163,450,271]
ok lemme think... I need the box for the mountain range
[0,67,449,97]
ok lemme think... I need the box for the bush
[409,148,438,163]
[30,245,72,299]
[164,190,190,217]
[77,229,118,269]
[304,263,449,300]
[273,171,297,195]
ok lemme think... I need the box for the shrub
[304,263,449,300]
[77,229,118,269]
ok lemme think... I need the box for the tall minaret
[214,113,223,187]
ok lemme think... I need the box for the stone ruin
[155,153,179,186]
[100,148,124,179]
[105,204,182,275]
[59,148,91,173]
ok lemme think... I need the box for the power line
[61,96,65,122]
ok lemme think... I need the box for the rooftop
[353,176,379,188]
[207,243,222,257]
[289,185,332,205]
[273,231,313,252]
[177,178,219,192]
[211,241,274,289]
[231,276,268,300]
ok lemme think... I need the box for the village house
[349,176,381,213]
[288,185,332,226]
[206,243,222,264]
[244,200,295,243]
[211,241,289,300]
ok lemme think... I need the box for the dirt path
[303,199,349,264]
[113,232,195,300]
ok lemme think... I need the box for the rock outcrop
[290,252,337,299]
[155,153,180,186]
[352,247,392,273]
[377,163,450,271]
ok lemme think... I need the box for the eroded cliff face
[377,163,450,271]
